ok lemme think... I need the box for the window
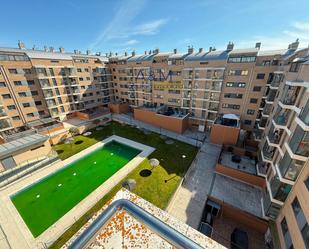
[27,113,34,117]
[253,86,262,92]
[226,82,246,88]
[281,218,293,249]
[2,94,11,99]
[86,77,90,81]
[84,68,89,72]
[224,93,243,99]
[35,101,42,106]
[7,105,16,110]
[8,69,17,74]
[14,81,22,86]
[0,82,6,87]
[256,73,265,79]
[228,56,256,63]
[77,68,82,72]
[79,77,84,81]
[247,109,255,115]
[222,103,240,109]
[244,120,252,125]
[18,92,27,97]
[31,90,38,96]
[290,62,300,72]
[27,80,35,86]
[301,223,309,249]
[228,69,248,76]
[12,115,20,120]
[23,68,31,74]
[23,103,30,108]
[250,98,258,103]
[292,198,301,217]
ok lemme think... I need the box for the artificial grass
[49,121,198,248]
[11,141,141,237]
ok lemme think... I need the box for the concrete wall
[109,102,130,114]
[210,124,240,145]
[215,163,266,188]
[133,108,189,133]
[12,140,52,165]
[208,196,269,234]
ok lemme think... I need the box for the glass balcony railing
[273,107,291,126]
[288,125,309,157]
[259,117,267,128]
[208,102,219,111]
[262,192,281,219]
[263,103,272,116]
[270,175,292,202]
[262,142,275,160]
[268,125,283,144]
[299,99,309,125]
[278,152,304,181]
[266,89,277,102]
[280,85,300,106]
[270,73,284,88]
[0,118,12,130]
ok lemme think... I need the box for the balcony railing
[280,86,300,106]
[259,117,267,128]
[273,107,291,126]
[270,175,292,202]
[299,99,309,125]
[288,125,309,157]
[268,126,283,144]
[266,89,277,102]
[262,192,281,219]
[278,152,304,181]
[262,142,275,160]
[270,73,284,88]
[263,104,272,116]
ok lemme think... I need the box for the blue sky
[1,0,309,54]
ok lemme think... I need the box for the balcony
[270,73,284,88]
[273,107,291,126]
[262,103,272,116]
[268,125,283,144]
[278,152,305,181]
[256,161,270,176]
[266,89,277,102]
[258,117,267,128]
[298,98,309,126]
[269,175,292,202]
[208,102,219,111]
[260,99,266,109]
[280,85,300,106]
[262,190,281,219]
[262,142,275,161]
[288,125,309,157]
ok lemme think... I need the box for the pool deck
[0,135,154,249]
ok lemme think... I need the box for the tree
[68,127,79,137]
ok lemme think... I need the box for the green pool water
[11,140,141,237]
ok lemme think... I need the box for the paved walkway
[112,113,206,147]
[166,141,222,229]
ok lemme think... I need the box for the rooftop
[63,189,226,249]
[0,133,48,159]
[210,175,263,218]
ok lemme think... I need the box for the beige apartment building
[257,44,309,249]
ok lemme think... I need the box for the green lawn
[50,121,198,248]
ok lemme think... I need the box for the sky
[1,0,309,54]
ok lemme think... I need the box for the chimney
[115,52,118,56]
[96,52,101,56]
[49,47,54,52]
[208,47,212,52]
[105,53,108,57]
[59,47,65,53]
[44,46,48,52]
[32,45,36,50]
[109,52,113,57]
[154,48,159,54]
[148,50,152,55]
[188,46,194,54]
[18,40,25,49]
[132,51,136,56]
[145,51,147,55]
[288,39,299,50]
[255,42,261,49]
[173,48,177,54]
[86,49,91,55]
[226,41,234,51]
[199,48,204,53]
[124,51,128,56]
[74,49,78,54]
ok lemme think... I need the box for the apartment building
[110,40,304,134]
[0,43,114,137]
[257,44,309,249]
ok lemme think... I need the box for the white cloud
[237,20,309,50]
[123,39,139,46]
[89,0,168,49]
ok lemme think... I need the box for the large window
[228,69,248,76]
[292,198,309,249]
[289,126,309,157]
[228,56,256,63]
[224,93,243,99]
[226,82,246,88]
[302,224,309,249]
[281,218,293,249]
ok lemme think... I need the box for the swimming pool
[11,140,141,237]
